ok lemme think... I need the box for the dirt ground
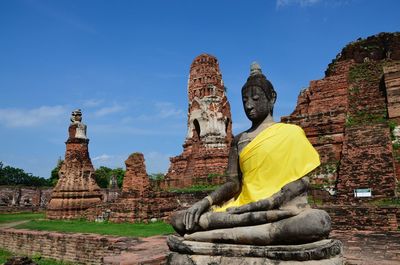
[331,230,400,265]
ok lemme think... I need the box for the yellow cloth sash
[214,123,320,212]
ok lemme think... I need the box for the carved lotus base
[167,235,344,265]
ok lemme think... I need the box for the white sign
[354,188,372,198]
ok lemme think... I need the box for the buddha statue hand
[183,198,210,231]
[226,198,273,214]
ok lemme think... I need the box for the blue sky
[0,0,399,178]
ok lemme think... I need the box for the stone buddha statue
[70,109,87,139]
[170,63,331,245]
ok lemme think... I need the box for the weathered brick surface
[331,230,400,265]
[103,236,169,265]
[0,186,120,213]
[281,60,354,191]
[47,123,102,220]
[0,186,52,212]
[122,153,150,195]
[336,124,396,201]
[320,205,399,231]
[85,191,206,223]
[0,228,138,265]
[384,63,400,119]
[85,150,210,223]
[282,33,400,230]
[164,54,233,189]
[2,227,400,265]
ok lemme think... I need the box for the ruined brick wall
[0,186,52,212]
[282,33,400,203]
[384,63,400,121]
[122,153,150,195]
[384,63,400,183]
[282,32,400,230]
[85,190,207,223]
[335,61,397,202]
[320,206,399,231]
[282,60,353,193]
[0,228,137,265]
[85,151,208,223]
[164,54,233,188]
[0,186,119,212]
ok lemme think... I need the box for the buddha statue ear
[271,90,277,105]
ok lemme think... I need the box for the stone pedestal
[167,235,344,265]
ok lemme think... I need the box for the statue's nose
[245,101,253,111]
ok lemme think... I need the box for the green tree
[95,166,112,188]
[49,157,63,186]
[94,166,125,188]
[112,167,125,188]
[0,161,51,187]
[148,173,165,181]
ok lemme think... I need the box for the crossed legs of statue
[170,208,331,245]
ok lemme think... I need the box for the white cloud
[276,0,321,8]
[94,105,125,117]
[133,101,184,121]
[155,102,184,118]
[91,154,127,170]
[92,154,113,162]
[144,151,172,174]
[90,123,182,136]
[0,105,68,128]
[82,99,104,108]
[91,152,172,173]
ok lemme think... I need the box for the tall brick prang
[164,54,233,188]
[47,109,102,219]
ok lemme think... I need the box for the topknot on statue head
[242,62,277,105]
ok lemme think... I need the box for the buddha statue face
[242,85,273,123]
[241,63,276,124]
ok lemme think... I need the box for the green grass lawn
[15,219,175,237]
[0,249,12,264]
[0,248,75,265]
[0,212,45,224]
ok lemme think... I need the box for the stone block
[167,235,344,265]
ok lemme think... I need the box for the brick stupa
[47,109,102,219]
[164,54,233,188]
[282,32,400,230]
[122,153,151,196]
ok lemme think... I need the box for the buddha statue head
[241,62,277,123]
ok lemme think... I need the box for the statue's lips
[247,111,256,118]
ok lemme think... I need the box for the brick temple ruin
[85,152,205,223]
[282,32,400,230]
[10,36,398,231]
[0,186,52,211]
[163,54,233,188]
[85,54,234,222]
[47,109,102,219]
